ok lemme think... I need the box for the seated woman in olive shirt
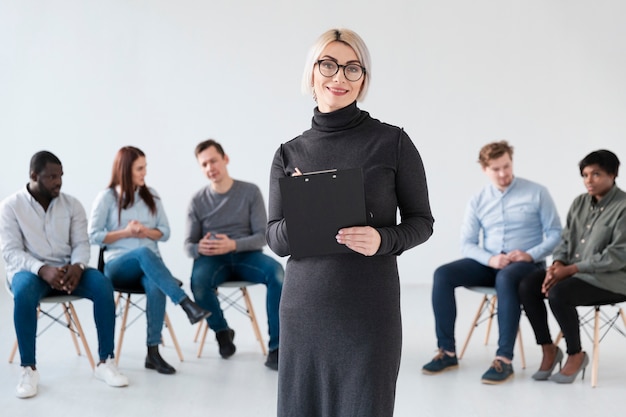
[519,149,626,383]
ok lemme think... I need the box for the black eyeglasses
[316,59,366,82]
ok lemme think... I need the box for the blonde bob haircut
[301,28,371,102]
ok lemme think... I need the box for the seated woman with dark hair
[519,149,626,383]
[89,146,210,375]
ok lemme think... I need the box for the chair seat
[465,286,497,296]
[219,280,263,289]
[39,294,85,304]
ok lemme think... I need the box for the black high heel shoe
[145,345,176,374]
[532,346,564,380]
[549,351,589,384]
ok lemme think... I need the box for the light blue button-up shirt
[0,187,91,282]
[88,187,170,263]
[461,177,562,265]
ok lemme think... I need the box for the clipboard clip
[301,169,338,182]
[301,169,338,175]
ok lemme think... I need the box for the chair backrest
[97,246,106,273]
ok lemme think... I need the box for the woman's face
[582,164,615,200]
[313,41,365,113]
[131,156,147,188]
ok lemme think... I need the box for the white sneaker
[94,358,129,387]
[16,366,39,399]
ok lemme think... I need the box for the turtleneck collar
[311,101,368,132]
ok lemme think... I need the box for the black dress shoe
[216,329,236,359]
[145,345,176,374]
[265,348,278,371]
[180,296,211,324]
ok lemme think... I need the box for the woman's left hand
[541,262,577,295]
[336,226,381,256]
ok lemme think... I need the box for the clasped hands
[488,250,533,269]
[198,232,237,256]
[40,264,83,294]
[542,261,577,295]
[125,219,150,238]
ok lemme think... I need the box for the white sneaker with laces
[94,357,129,387]
[16,366,39,399]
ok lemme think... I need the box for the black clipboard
[279,168,367,259]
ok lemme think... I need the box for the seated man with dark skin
[0,150,129,399]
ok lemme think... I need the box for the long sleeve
[88,189,112,247]
[266,146,291,257]
[184,198,203,259]
[234,186,267,253]
[68,199,91,265]
[460,199,492,265]
[524,187,562,262]
[0,196,46,276]
[375,131,434,256]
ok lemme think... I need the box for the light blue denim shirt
[460,177,562,265]
[88,187,170,263]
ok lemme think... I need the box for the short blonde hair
[301,28,371,102]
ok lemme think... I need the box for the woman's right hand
[124,220,148,238]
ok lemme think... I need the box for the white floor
[1,282,625,417]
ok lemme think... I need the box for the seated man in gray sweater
[185,139,284,370]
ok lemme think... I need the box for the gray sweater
[184,180,267,259]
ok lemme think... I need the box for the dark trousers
[519,270,626,355]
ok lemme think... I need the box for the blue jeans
[105,247,187,346]
[10,268,116,366]
[190,251,284,351]
[431,258,542,360]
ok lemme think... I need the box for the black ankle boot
[180,296,211,324]
[145,345,176,374]
[216,329,236,359]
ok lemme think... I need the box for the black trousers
[519,270,626,355]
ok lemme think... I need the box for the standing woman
[89,146,210,375]
[266,29,434,417]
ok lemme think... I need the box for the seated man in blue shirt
[0,151,128,399]
[422,141,562,384]
[185,139,284,370]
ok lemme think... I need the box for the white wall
[1,0,625,284]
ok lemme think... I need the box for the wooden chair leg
[517,327,526,369]
[484,295,497,345]
[8,340,18,363]
[591,306,600,388]
[197,321,209,358]
[62,303,82,356]
[163,313,184,362]
[459,295,489,359]
[115,295,131,365]
[193,320,203,343]
[620,308,626,328]
[241,287,267,356]
[67,302,96,370]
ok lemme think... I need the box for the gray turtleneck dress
[267,102,434,417]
